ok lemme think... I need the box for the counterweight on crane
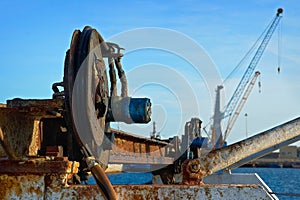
[210,8,283,148]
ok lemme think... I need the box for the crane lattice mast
[223,71,261,141]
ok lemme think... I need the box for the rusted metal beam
[0,158,79,174]
[6,98,64,118]
[228,134,300,169]
[109,152,174,165]
[183,116,300,184]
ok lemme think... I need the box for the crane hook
[258,76,262,93]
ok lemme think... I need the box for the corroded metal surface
[0,127,16,159]
[0,154,274,200]
[0,99,173,163]
[114,184,273,200]
[112,129,173,156]
[0,99,64,158]
[6,98,64,117]
[110,129,175,164]
[0,168,274,200]
[0,107,41,158]
[0,158,79,174]
[228,134,300,169]
[0,98,286,199]
[0,174,45,199]
[183,116,300,184]
[0,158,79,199]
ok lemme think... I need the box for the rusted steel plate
[0,108,41,158]
[0,174,44,199]
[0,127,16,159]
[0,158,79,174]
[44,185,103,200]
[6,98,64,118]
[0,176,274,200]
[114,184,273,200]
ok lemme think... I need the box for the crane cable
[277,18,283,74]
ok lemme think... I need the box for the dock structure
[1,98,300,199]
[1,22,299,199]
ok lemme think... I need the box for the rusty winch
[55,26,151,199]
[0,26,151,200]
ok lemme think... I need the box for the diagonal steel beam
[182,116,300,184]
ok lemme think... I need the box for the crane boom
[210,8,283,148]
[223,8,283,118]
[223,71,261,141]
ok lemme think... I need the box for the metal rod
[228,134,300,170]
[183,116,300,184]
[85,156,117,200]
[92,164,117,200]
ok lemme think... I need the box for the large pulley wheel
[64,27,117,200]
[64,26,109,162]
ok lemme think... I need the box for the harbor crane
[207,8,283,148]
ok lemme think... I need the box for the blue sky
[0,0,299,144]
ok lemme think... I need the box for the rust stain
[0,171,273,200]
[182,159,203,185]
[0,158,79,175]
[0,108,36,158]
[0,174,44,199]
[203,187,212,200]
[217,189,224,197]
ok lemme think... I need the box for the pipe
[107,96,151,124]
[86,157,117,200]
